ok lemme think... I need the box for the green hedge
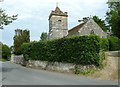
[108,36,120,51]
[2,44,11,60]
[21,43,30,60]
[100,38,109,51]
[22,35,102,66]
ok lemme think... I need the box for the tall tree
[40,32,48,41]
[106,2,120,38]
[14,29,30,55]
[93,16,108,32]
[0,8,18,29]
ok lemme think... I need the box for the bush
[2,44,11,60]
[100,38,109,51]
[108,36,120,51]
[21,43,30,60]
[24,35,102,66]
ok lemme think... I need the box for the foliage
[108,36,120,51]
[106,2,120,38]
[0,8,18,29]
[14,29,30,55]
[0,58,7,62]
[23,35,103,66]
[40,32,48,41]
[93,16,108,32]
[82,17,89,22]
[2,44,11,60]
[100,38,109,51]
[21,43,30,60]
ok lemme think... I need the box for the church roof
[68,22,86,34]
[49,6,68,20]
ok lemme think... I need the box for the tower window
[58,20,62,22]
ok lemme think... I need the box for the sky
[0,0,108,46]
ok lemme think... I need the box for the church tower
[48,5,68,39]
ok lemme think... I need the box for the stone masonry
[48,6,68,39]
[68,18,107,38]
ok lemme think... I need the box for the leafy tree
[106,2,120,38]
[14,29,30,55]
[40,32,48,41]
[0,8,18,29]
[2,44,11,60]
[82,17,89,22]
[93,16,108,32]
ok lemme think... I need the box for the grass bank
[0,58,7,62]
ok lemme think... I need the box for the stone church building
[48,6,107,40]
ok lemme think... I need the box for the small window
[91,30,94,34]
[58,20,62,22]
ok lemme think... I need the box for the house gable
[68,18,107,38]
[79,19,107,38]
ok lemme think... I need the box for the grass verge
[0,58,7,62]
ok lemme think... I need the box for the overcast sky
[0,0,108,46]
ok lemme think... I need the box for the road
[1,61,118,85]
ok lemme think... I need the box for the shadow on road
[2,67,17,72]
[2,77,6,81]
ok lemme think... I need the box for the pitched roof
[68,22,86,33]
[49,6,68,20]
[54,6,62,14]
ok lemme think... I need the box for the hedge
[22,35,102,66]
[108,36,120,51]
[100,38,109,51]
[21,43,31,60]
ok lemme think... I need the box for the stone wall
[11,54,26,65]
[48,15,68,40]
[68,19,107,38]
[78,19,107,38]
[26,60,96,73]
[48,29,68,39]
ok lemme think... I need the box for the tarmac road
[1,61,118,85]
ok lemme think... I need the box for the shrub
[2,44,11,60]
[21,43,30,60]
[100,38,109,51]
[108,36,120,51]
[25,35,102,66]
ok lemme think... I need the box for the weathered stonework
[48,6,107,40]
[68,19,107,38]
[26,60,96,73]
[48,6,68,40]
[11,54,26,66]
